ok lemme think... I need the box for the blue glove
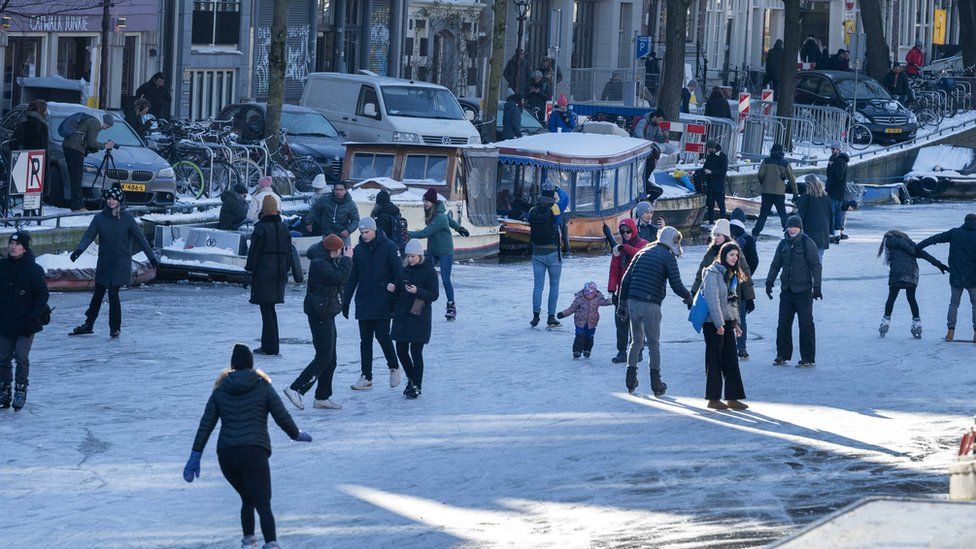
[294,430,312,442]
[183,451,202,482]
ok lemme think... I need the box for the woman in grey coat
[700,242,747,410]
[69,186,157,338]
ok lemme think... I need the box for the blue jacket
[547,109,577,133]
[619,243,692,305]
[343,230,403,319]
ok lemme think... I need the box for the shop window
[350,153,395,180]
[192,0,241,47]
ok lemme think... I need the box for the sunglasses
[620,227,633,234]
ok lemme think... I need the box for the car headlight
[852,111,870,123]
[392,132,420,143]
[907,112,918,124]
[157,167,175,178]
[83,163,98,174]
[468,135,482,144]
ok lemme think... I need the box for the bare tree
[775,0,802,148]
[265,0,288,155]
[0,0,107,17]
[959,0,976,68]
[860,0,891,80]
[483,0,507,142]
[658,0,694,120]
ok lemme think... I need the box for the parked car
[794,70,919,143]
[0,102,177,209]
[301,72,480,145]
[457,99,547,139]
[216,103,346,184]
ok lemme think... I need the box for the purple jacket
[560,290,613,329]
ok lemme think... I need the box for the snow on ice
[0,202,974,548]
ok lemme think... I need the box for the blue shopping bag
[688,276,737,333]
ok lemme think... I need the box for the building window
[192,0,241,47]
[526,0,551,65]
[618,2,633,68]
[188,68,235,121]
[572,0,595,68]
[57,36,94,81]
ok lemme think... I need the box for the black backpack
[389,214,410,252]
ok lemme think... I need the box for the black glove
[765,285,774,300]
[939,263,950,274]
[22,318,42,335]
[556,312,566,319]
[616,301,629,320]
[684,296,693,310]
[813,288,823,300]
[457,226,470,237]
[342,305,350,320]
[611,293,619,307]
[746,299,755,313]
[70,250,82,262]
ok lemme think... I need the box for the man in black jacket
[766,215,822,367]
[825,141,850,242]
[136,72,172,120]
[0,231,49,411]
[343,217,403,390]
[219,184,249,230]
[763,40,785,90]
[619,226,692,396]
[916,213,976,341]
[528,189,563,328]
[702,140,729,224]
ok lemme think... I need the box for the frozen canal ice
[1,201,974,548]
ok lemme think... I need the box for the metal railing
[569,67,651,104]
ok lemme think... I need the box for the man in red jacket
[906,41,925,76]
[608,218,649,363]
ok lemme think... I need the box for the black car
[216,103,346,183]
[794,71,918,143]
[458,98,547,140]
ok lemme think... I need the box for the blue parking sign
[635,36,652,60]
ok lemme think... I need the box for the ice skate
[70,323,93,336]
[945,328,955,342]
[12,384,26,411]
[879,316,890,337]
[582,349,591,358]
[707,400,728,410]
[726,400,749,411]
[650,369,667,397]
[611,351,627,364]
[773,357,789,366]
[389,368,401,388]
[404,381,419,399]
[351,375,373,390]
[241,535,260,549]
[283,387,304,410]
[738,350,750,360]
[530,312,540,327]
[547,315,561,328]
[313,398,342,409]
[110,330,121,339]
[0,382,10,409]
[911,318,922,339]
[445,301,456,321]
[796,361,816,368]
[625,366,638,395]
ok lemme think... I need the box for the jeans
[947,286,976,329]
[86,284,121,332]
[532,252,562,316]
[396,342,425,388]
[885,287,920,318]
[627,299,662,370]
[358,319,398,380]
[703,321,746,400]
[776,290,816,362]
[752,194,788,236]
[290,314,337,400]
[736,304,748,352]
[259,304,279,354]
[431,254,455,302]
[217,445,275,543]
[706,190,727,223]
[64,147,85,209]
[0,334,33,386]
[830,199,846,234]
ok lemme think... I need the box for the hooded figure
[502,93,523,140]
[135,71,172,119]
[764,40,785,89]
[703,87,732,119]
[608,218,650,363]
[219,184,249,230]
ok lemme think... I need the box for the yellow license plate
[121,183,146,192]
[884,128,903,134]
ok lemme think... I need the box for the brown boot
[727,400,749,411]
[707,400,729,410]
[945,328,955,342]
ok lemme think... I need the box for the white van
[301,71,481,145]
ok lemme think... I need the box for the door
[4,37,43,111]
[354,84,383,141]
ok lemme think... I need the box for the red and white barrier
[761,89,774,115]
[797,62,817,70]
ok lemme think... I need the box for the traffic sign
[635,36,652,60]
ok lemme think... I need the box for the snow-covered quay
[1,202,974,548]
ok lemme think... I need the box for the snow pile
[909,145,974,175]
[36,247,149,272]
[161,258,246,272]
[496,132,650,159]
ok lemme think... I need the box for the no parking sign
[10,149,45,211]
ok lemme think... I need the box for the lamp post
[512,0,529,95]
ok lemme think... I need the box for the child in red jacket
[557,282,614,358]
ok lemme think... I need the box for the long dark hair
[717,242,747,283]
[424,200,439,225]
[878,230,912,264]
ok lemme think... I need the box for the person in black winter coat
[343,217,403,390]
[525,71,551,122]
[372,189,403,248]
[135,72,172,120]
[504,50,531,95]
[766,215,822,366]
[729,210,758,359]
[0,231,49,411]
[388,239,439,398]
[797,175,834,257]
[825,142,850,241]
[702,140,729,224]
[502,94,523,140]
[801,35,822,64]
[125,98,152,140]
[703,87,732,119]
[877,230,948,339]
[21,99,49,151]
[764,40,785,90]
[916,213,976,341]
[246,195,304,356]
[70,187,157,338]
[184,344,311,548]
[219,184,249,230]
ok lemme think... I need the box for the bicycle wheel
[916,109,939,130]
[289,158,324,192]
[173,160,206,200]
[209,159,241,196]
[232,158,264,192]
[847,124,873,150]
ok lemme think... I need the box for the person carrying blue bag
[688,242,748,410]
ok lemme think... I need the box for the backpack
[390,214,410,252]
[57,112,96,139]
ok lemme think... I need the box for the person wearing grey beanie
[387,237,438,398]
[633,201,664,243]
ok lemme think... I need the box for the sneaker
[241,535,260,549]
[547,315,561,328]
[389,368,401,388]
[11,383,26,411]
[283,387,304,410]
[911,318,922,339]
[530,312,541,327]
[611,351,627,364]
[738,350,750,360]
[70,323,93,335]
[446,301,457,321]
[726,400,749,410]
[773,357,789,366]
[879,316,890,337]
[0,382,10,409]
[313,398,342,409]
[110,330,121,339]
[796,361,816,368]
[707,400,729,410]
[351,375,373,390]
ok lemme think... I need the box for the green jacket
[63,116,106,154]
[408,201,461,257]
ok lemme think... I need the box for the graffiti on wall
[368,6,391,75]
[255,25,312,95]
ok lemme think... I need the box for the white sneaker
[282,387,304,410]
[390,368,401,388]
[313,398,342,409]
[351,375,373,390]
[241,535,260,549]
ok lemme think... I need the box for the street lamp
[512,0,530,95]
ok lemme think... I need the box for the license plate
[121,183,146,192]
[884,128,903,134]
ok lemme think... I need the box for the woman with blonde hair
[797,175,833,258]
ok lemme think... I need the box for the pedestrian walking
[763,40,785,90]
[876,230,948,339]
[69,186,157,338]
[62,112,115,211]
[343,217,404,390]
[408,188,468,321]
[752,143,798,236]
[388,239,439,399]
[246,196,304,356]
[702,140,729,224]
[283,234,352,411]
[916,213,976,342]
[0,232,49,411]
[609,218,649,363]
[183,344,312,549]
[618,227,693,396]
[528,188,563,328]
[557,281,613,359]
[681,80,698,113]
[825,142,850,242]
[247,176,283,224]
[797,175,833,258]
[730,209,758,359]
[766,215,822,367]
[698,242,748,410]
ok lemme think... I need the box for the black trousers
[752,193,789,236]
[259,304,279,355]
[396,341,425,388]
[706,190,726,223]
[217,445,275,543]
[64,147,85,210]
[86,284,121,332]
[291,314,337,400]
[614,302,629,353]
[776,290,816,362]
[703,321,746,400]
[359,319,397,380]
[885,286,920,318]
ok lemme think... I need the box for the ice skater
[556,281,613,359]
[877,230,948,338]
[698,242,748,410]
[183,344,312,549]
[388,239,439,398]
[608,218,649,363]
[915,213,976,342]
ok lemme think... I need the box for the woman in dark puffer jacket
[877,230,948,339]
[183,344,312,549]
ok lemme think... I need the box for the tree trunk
[960,0,976,68]
[860,0,891,80]
[483,0,507,142]
[266,0,288,156]
[659,0,690,120]
[776,0,802,148]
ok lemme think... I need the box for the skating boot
[403,379,415,397]
[241,535,260,549]
[0,382,10,409]
[262,542,281,549]
[530,312,541,327]
[572,334,584,359]
[911,318,922,339]
[12,383,26,411]
[445,301,457,321]
[625,366,638,395]
[611,350,627,363]
[879,316,890,337]
[547,315,561,328]
[773,357,789,366]
[70,322,93,335]
[945,328,955,342]
[796,361,816,368]
[404,381,419,399]
[650,369,667,397]
[110,330,121,339]
[707,400,728,410]
[726,400,749,410]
